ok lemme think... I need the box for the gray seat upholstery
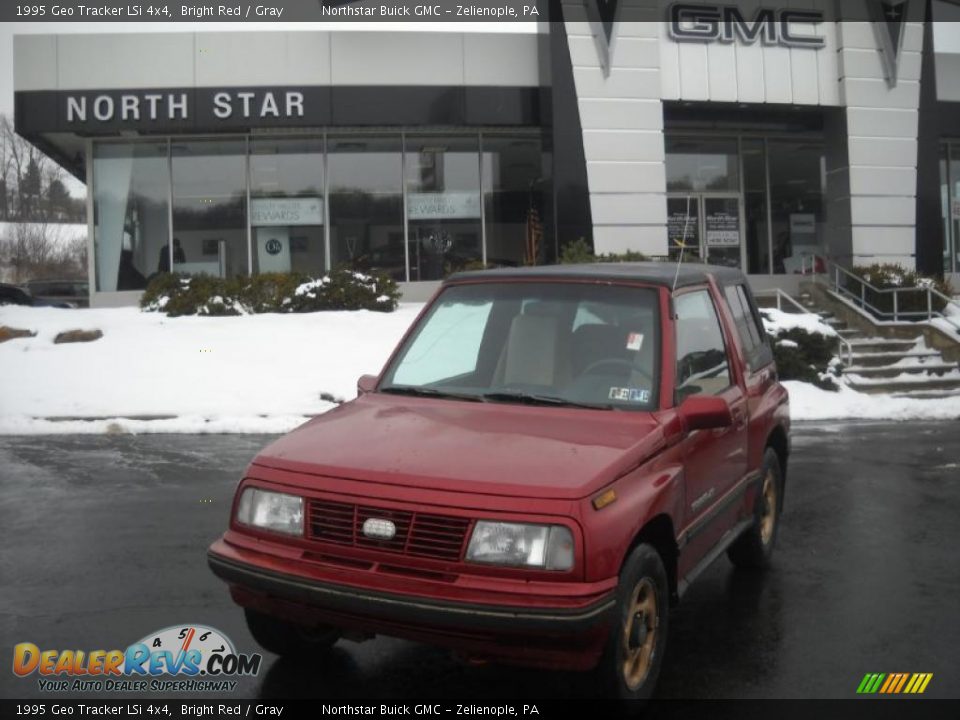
[496,313,560,387]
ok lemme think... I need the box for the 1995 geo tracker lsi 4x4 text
[209,262,790,700]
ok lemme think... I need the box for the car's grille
[307,500,471,562]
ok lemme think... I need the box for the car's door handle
[759,368,775,390]
[731,407,747,428]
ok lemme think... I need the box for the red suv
[209,263,790,699]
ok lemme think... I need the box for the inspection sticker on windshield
[626,333,644,351]
[609,387,650,403]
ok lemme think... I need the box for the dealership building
[12,2,960,306]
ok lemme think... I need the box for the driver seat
[571,324,630,376]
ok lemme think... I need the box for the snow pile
[785,381,960,421]
[937,297,960,335]
[0,304,424,435]
[760,308,837,338]
[2,303,959,434]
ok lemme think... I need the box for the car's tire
[595,543,670,701]
[727,447,783,569]
[244,609,340,657]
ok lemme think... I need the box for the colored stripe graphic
[857,673,933,694]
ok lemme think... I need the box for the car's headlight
[236,488,303,536]
[465,521,574,571]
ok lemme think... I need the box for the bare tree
[0,222,87,282]
[0,113,83,222]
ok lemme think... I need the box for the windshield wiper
[482,391,612,410]
[379,386,484,402]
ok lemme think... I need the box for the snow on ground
[760,308,837,337]
[785,381,960,421]
[0,304,424,434]
[2,303,959,434]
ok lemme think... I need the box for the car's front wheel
[244,609,340,657]
[595,543,669,701]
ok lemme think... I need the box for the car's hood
[251,393,665,499]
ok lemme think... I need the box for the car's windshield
[380,282,660,410]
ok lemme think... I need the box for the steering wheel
[580,357,654,385]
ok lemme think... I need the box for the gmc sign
[668,3,826,48]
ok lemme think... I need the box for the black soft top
[447,262,747,291]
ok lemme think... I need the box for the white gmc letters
[668,3,825,48]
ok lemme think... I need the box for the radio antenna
[672,195,693,292]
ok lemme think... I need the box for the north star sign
[668,3,826,48]
[64,89,306,123]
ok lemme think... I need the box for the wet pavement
[1,421,959,700]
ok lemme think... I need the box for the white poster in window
[251,197,323,227]
[407,192,480,220]
[256,227,291,274]
[705,211,740,246]
[790,213,816,235]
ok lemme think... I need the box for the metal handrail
[764,287,811,314]
[801,253,960,323]
[754,287,854,366]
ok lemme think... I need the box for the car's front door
[673,286,749,576]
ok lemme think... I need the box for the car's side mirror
[357,374,378,396]
[678,395,733,432]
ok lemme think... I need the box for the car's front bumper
[208,538,617,670]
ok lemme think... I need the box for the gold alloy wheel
[759,470,777,545]
[622,577,658,690]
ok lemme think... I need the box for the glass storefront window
[767,140,825,275]
[742,139,771,274]
[92,142,169,292]
[941,145,951,276]
[327,135,404,281]
[666,196,701,262]
[946,142,960,275]
[665,135,826,275]
[482,134,544,267]
[405,135,482,280]
[91,131,547,293]
[250,138,325,276]
[666,137,739,192]
[171,139,248,279]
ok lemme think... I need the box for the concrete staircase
[796,289,960,398]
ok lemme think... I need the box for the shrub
[559,238,649,265]
[847,263,954,318]
[140,270,399,317]
[559,238,596,264]
[767,327,840,391]
[238,273,305,314]
[286,269,400,313]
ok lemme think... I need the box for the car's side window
[723,284,772,371]
[675,289,733,398]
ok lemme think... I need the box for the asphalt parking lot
[1,421,958,700]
